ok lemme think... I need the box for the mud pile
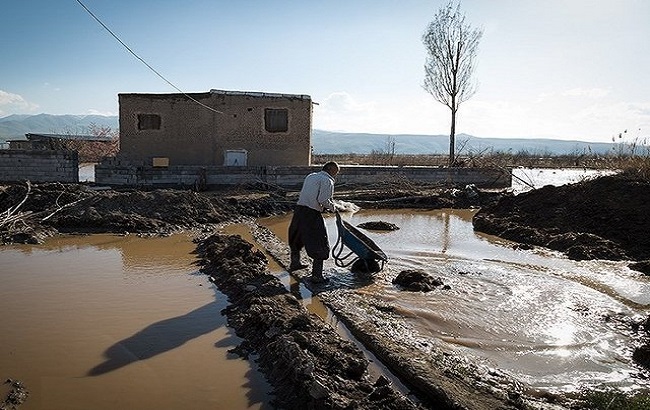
[336,183,502,210]
[473,171,650,270]
[0,182,294,244]
[195,233,419,410]
[0,181,499,246]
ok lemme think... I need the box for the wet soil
[2,173,649,409]
[195,234,419,409]
[473,171,650,270]
[0,182,295,244]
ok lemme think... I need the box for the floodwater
[260,208,650,395]
[2,167,643,408]
[0,234,271,410]
[511,167,616,194]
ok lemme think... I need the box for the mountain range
[0,114,621,156]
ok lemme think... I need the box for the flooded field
[261,209,650,395]
[0,234,271,410]
[2,167,646,408]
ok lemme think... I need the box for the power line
[74,0,223,115]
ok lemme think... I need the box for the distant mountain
[312,130,619,156]
[0,114,119,140]
[0,114,621,156]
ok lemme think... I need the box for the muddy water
[0,234,271,410]
[260,209,650,394]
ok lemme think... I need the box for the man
[288,161,340,283]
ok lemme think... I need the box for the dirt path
[195,233,420,409]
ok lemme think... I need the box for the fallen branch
[1,181,31,227]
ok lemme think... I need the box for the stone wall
[0,150,79,183]
[95,159,511,189]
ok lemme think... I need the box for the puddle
[0,234,271,410]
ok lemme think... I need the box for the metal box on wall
[224,149,247,166]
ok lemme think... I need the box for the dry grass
[313,141,650,180]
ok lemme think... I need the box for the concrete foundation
[95,158,511,189]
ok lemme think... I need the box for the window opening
[264,109,288,133]
[138,114,161,130]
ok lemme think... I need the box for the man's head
[322,161,340,177]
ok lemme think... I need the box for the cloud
[0,90,39,116]
[313,91,448,135]
[312,90,650,143]
[85,109,118,116]
[561,87,610,98]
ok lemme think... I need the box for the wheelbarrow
[332,211,388,274]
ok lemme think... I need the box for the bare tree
[423,1,482,166]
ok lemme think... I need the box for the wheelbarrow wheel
[350,258,381,275]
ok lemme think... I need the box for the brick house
[117,89,313,167]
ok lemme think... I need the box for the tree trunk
[449,107,457,167]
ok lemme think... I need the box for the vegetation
[51,123,119,162]
[313,133,650,180]
[422,0,482,167]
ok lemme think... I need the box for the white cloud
[0,90,39,116]
[85,109,118,116]
[461,95,650,142]
[561,88,610,99]
[312,90,650,144]
[313,91,448,135]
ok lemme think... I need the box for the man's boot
[310,259,327,283]
[289,252,308,271]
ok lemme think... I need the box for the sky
[1,0,649,143]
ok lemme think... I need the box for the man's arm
[317,178,336,212]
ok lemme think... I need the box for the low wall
[96,159,511,189]
[0,150,79,183]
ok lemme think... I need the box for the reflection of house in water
[118,89,312,167]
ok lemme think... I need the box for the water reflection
[261,209,650,393]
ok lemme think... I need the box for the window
[264,108,288,133]
[138,114,161,130]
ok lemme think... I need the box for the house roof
[209,89,311,100]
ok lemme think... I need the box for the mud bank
[0,182,499,245]
[195,233,419,409]
[0,182,295,244]
[473,171,650,269]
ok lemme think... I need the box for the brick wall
[118,90,312,167]
[0,150,79,183]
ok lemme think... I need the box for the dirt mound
[195,234,419,409]
[392,270,447,292]
[336,184,504,210]
[0,182,294,244]
[473,171,650,264]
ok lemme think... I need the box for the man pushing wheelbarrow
[288,162,387,283]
